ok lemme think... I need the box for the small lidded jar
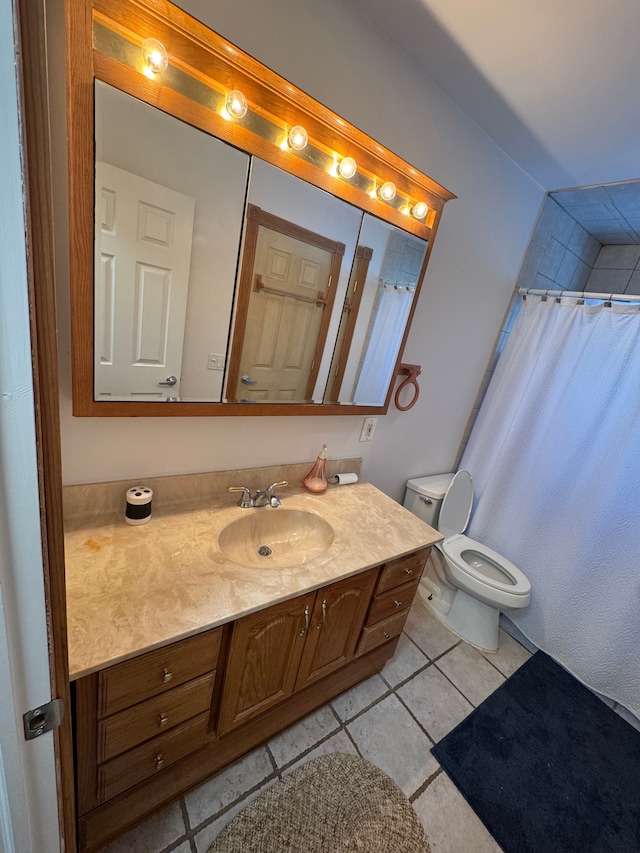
[125,486,153,525]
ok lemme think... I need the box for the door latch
[23,698,64,741]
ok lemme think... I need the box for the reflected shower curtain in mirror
[353,284,414,405]
[460,295,640,717]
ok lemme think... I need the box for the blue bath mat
[432,651,640,853]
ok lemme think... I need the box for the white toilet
[403,471,530,652]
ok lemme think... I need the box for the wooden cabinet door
[218,591,316,734]
[295,569,377,690]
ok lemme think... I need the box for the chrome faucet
[229,481,288,508]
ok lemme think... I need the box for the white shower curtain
[353,285,414,405]
[461,295,640,717]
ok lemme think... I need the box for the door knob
[158,375,177,386]
[241,375,257,385]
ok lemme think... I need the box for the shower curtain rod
[517,287,640,303]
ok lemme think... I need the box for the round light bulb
[378,181,397,202]
[141,38,169,74]
[288,125,309,151]
[337,157,357,179]
[412,201,429,220]
[226,90,248,119]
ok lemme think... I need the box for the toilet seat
[437,470,531,605]
[440,534,530,596]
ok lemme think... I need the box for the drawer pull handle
[404,568,413,575]
[317,599,327,629]
[300,604,310,636]
[161,668,173,684]
[383,631,391,639]
[158,713,169,728]
[154,754,165,770]
[393,600,402,608]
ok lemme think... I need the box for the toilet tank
[403,473,455,529]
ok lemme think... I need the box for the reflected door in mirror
[227,206,345,403]
[94,163,195,400]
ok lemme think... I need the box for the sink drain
[257,545,272,557]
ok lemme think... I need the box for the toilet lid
[438,470,473,538]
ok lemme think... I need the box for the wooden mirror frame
[66,0,455,416]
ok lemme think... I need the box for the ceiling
[349,0,640,193]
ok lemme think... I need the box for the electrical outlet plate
[359,417,377,442]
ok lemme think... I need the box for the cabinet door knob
[154,754,165,770]
[404,567,413,575]
[157,713,169,728]
[383,631,391,639]
[316,599,327,630]
[393,599,402,608]
[161,668,173,683]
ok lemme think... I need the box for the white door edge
[0,0,61,847]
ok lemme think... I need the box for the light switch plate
[207,353,226,371]
[359,417,377,442]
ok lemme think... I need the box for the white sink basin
[217,508,334,568]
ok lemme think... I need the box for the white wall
[48,0,543,501]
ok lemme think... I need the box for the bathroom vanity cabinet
[72,547,429,851]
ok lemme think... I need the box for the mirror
[69,0,455,416]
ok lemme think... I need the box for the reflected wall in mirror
[69,0,455,416]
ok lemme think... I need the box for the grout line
[409,766,443,803]
[392,685,437,747]
[431,660,479,709]
[264,742,279,775]
[188,766,281,837]
[342,724,363,758]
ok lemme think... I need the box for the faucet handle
[266,481,287,507]
[229,486,253,508]
[266,481,288,493]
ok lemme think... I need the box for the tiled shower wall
[585,245,640,295]
[515,195,602,293]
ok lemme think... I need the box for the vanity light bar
[136,33,431,220]
[103,23,434,225]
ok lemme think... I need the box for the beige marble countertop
[64,468,441,681]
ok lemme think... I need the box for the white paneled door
[94,163,195,400]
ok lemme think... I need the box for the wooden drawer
[367,577,421,625]
[97,712,210,802]
[98,628,222,717]
[98,672,216,762]
[375,548,429,594]
[356,610,408,656]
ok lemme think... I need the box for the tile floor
[98,596,535,853]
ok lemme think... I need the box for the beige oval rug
[208,752,431,852]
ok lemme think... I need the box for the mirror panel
[94,82,250,402]
[227,160,362,404]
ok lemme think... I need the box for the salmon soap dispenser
[302,444,328,493]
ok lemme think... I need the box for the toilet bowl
[403,470,530,652]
